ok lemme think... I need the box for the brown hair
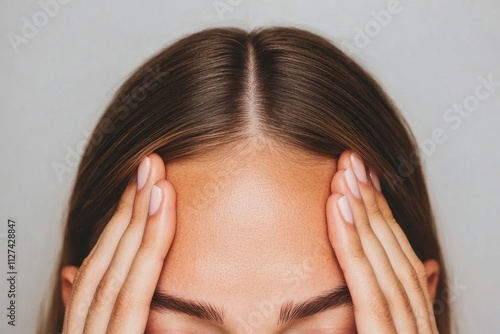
[38,26,452,333]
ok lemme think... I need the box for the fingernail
[369,168,381,192]
[345,168,361,198]
[338,196,353,223]
[350,153,367,182]
[137,157,151,190]
[149,185,162,215]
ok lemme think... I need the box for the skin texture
[60,142,440,333]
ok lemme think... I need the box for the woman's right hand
[62,153,177,334]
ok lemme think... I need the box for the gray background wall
[1,0,498,333]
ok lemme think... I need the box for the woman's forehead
[163,144,337,252]
[156,146,342,298]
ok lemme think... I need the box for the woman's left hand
[326,150,439,333]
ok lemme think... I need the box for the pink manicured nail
[137,157,151,190]
[350,153,367,182]
[345,168,361,198]
[149,185,162,215]
[369,168,381,191]
[338,196,353,224]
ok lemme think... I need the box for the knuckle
[113,287,136,318]
[413,260,427,281]
[408,265,421,285]
[390,281,413,313]
[405,266,424,294]
[81,253,92,268]
[93,273,122,307]
[72,263,94,295]
[367,296,393,324]
[380,204,395,221]
[129,210,145,226]
[364,198,381,217]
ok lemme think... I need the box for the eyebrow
[278,284,352,325]
[150,284,351,326]
[150,291,225,325]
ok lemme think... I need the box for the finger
[63,175,137,334]
[83,153,166,333]
[349,152,434,333]
[331,162,417,334]
[369,168,439,333]
[340,150,436,332]
[326,192,396,334]
[107,180,177,333]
